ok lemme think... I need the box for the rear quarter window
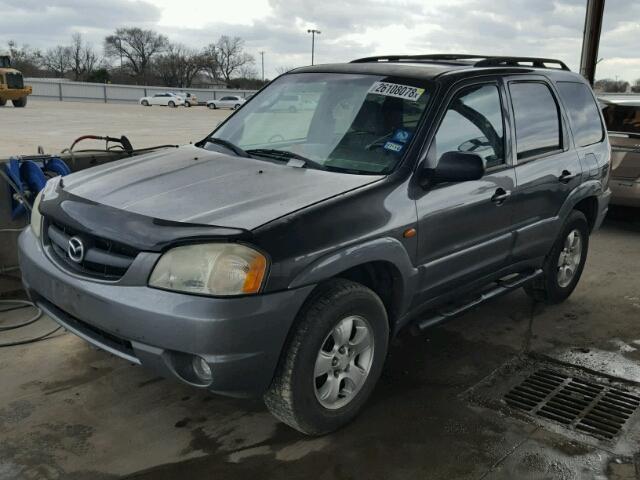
[556,82,604,147]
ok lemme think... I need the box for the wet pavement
[0,208,639,479]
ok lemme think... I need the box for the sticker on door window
[368,82,425,102]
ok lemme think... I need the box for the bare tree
[632,79,640,94]
[275,65,296,75]
[104,28,168,84]
[155,43,205,88]
[69,33,98,81]
[41,46,72,78]
[594,78,630,93]
[205,36,254,82]
[7,40,42,75]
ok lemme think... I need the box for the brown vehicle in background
[601,96,640,207]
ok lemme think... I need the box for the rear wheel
[208,103,216,110]
[524,210,589,304]
[185,101,192,107]
[0,98,6,106]
[234,103,241,109]
[12,97,27,108]
[264,279,389,435]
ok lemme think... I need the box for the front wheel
[168,101,176,108]
[12,97,27,108]
[207,103,216,110]
[524,210,589,304]
[264,279,389,435]
[234,104,241,109]
[141,100,149,106]
[0,98,6,107]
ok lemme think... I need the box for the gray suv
[19,54,611,435]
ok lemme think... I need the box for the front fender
[288,236,419,319]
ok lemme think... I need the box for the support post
[579,0,606,86]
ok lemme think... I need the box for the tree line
[595,78,640,93]
[6,28,267,90]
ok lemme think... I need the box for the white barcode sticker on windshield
[368,82,425,102]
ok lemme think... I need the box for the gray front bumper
[18,229,314,397]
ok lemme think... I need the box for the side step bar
[412,269,543,333]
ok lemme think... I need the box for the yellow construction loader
[0,52,31,107]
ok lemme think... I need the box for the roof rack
[350,54,570,71]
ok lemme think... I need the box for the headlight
[148,243,268,296]
[30,190,43,238]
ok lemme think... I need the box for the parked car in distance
[206,95,246,110]
[173,92,198,107]
[21,54,610,436]
[600,95,640,207]
[139,92,185,107]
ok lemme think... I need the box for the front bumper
[0,86,31,100]
[18,229,314,397]
[610,177,640,208]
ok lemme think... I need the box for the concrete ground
[1,208,639,480]
[0,99,232,157]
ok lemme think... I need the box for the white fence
[25,78,256,104]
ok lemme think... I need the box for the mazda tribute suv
[19,54,611,435]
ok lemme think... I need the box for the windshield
[0,57,10,68]
[204,72,431,174]
[603,104,640,135]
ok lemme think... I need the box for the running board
[412,269,543,332]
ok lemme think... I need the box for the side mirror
[422,151,485,185]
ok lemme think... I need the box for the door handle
[559,170,578,184]
[491,188,511,205]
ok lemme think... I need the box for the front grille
[505,369,640,440]
[6,72,24,89]
[45,218,138,280]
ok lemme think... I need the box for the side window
[430,84,505,169]
[510,82,561,160]
[556,82,604,147]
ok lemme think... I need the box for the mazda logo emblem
[68,236,85,263]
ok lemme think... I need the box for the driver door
[413,80,517,304]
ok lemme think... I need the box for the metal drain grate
[505,369,640,440]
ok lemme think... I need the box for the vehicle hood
[61,145,383,230]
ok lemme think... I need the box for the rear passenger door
[507,77,584,263]
[413,80,517,303]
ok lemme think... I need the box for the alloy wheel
[314,315,374,410]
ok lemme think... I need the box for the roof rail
[350,54,570,71]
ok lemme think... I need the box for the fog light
[192,356,212,382]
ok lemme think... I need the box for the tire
[185,102,191,107]
[0,99,6,107]
[168,101,176,108]
[12,97,27,108]
[234,104,241,110]
[264,279,389,435]
[524,210,589,304]
[141,100,149,106]
[208,103,216,110]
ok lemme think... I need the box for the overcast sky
[1,0,638,82]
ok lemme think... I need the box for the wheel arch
[288,237,419,329]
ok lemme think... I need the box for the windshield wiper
[245,149,327,170]
[199,136,250,157]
